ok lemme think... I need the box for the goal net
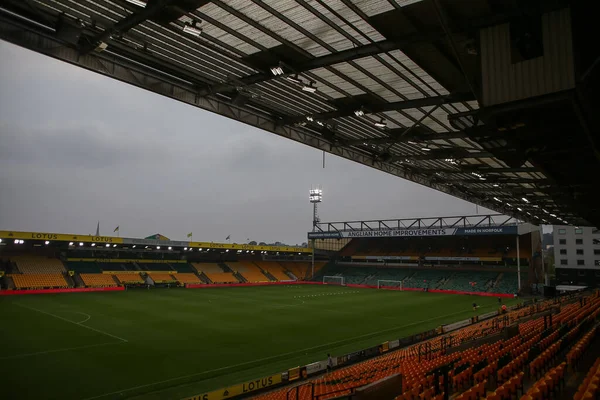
[323,276,345,286]
[377,280,403,290]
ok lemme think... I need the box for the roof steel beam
[283,92,475,125]
[198,33,445,97]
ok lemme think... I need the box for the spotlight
[421,147,431,151]
[113,244,117,247]
[225,249,229,252]
[301,83,317,93]
[91,243,96,247]
[45,240,50,245]
[69,242,74,246]
[306,116,314,122]
[132,245,136,248]
[105,244,110,247]
[270,66,284,76]
[184,247,188,251]
[183,22,202,37]
[286,75,303,84]
[354,110,364,117]
[156,246,161,250]
[168,246,172,250]
[199,248,203,251]
[374,120,387,128]
[522,197,530,203]
[79,242,84,246]
[20,240,24,244]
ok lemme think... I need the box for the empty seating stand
[13,256,66,274]
[192,263,239,284]
[113,273,144,284]
[229,262,269,282]
[147,273,176,283]
[172,273,202,285]
[11,273,68,289]
[80,274,117,287]
[254,261,293,281]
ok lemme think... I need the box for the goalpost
[377,280,403,290]
[323,276,345,286]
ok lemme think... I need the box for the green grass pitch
[0,285,517,400]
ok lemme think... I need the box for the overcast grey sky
[0,41,498,244]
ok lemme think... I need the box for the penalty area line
[13,303,128,343]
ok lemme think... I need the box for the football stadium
[1,0,600,400]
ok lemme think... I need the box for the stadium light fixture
[156,246,160,249]
[113,244,117,247]
[421,146,431,151]
[316,120,324,126]
[105,243,110,247]
[225,249,229,252]
[79,242,84,246]
[493,197,502,202]
[183,21,202,37]
[45,240,50,245]
[0,238,2,243]
[354,109,364,117]
[306,116,313,122]
[309,188,323,203]
[270,66,284,76]
[69,242,74,246]
[20,240,24,244]
[184,247,188,251]
[168,246,172,250]
[302,83,317,93]
[125,0,147,7]
[493,183,499,187]
[91,243,96,247]
[374,119,387,128]
[199,248,203,251]
[522,197,530,203]
[506,203,512,207]
[286,74,303,84]
[408,141,418,145]
[517,207,522,211]
[144,245,149,249]
[132,245,136,248]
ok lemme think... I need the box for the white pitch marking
[0,341,125,360]
[14,303,128,343]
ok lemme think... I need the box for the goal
[377,280,403,290]
[323,276,345,286]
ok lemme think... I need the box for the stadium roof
[0,0,597,227]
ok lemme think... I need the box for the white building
[553,225,600,287]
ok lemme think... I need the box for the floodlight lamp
[156,246,161,249]
[79,242,84,246]
[374,120,387,128]
[183,22,202,37]
[0,238,2,243]
[105,244,110,247]
[145,246,149,249]
[522,197,530,203]
[225,249,229,252]
[302,83,317,93]
[91,243,96,247]
[270,66,284,76]
[421,147,431,151]
[517,207,522,211]
[168,246,172,250]
[125,0,147,7]
[316,121,324,126]
[354,109,364,117]
[199,248,203,251]
[286,75,303,84]
[113,244,117,247]
[20,240,24,244]
[306,116,313,122]
[493,183,499,187]
[493,197,502,202]
[69,242,74,246]
[45,240,50,245]
[184,247,188,251]
[132,245,136,248]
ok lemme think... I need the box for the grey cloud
[0,41,496,245]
